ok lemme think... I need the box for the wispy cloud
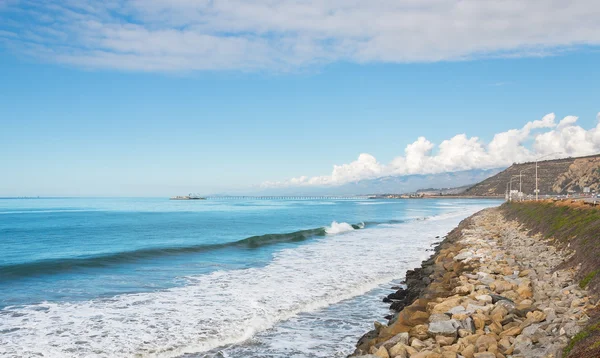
[1,1,600,71]
[263,113,600,188]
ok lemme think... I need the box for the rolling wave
[0,207,488,358]
[0,222,366,281]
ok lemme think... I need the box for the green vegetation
[580,270,600,289]
[502,202,600,358]
[563,330,590,356]
[502,202,600,246]
[563,322,600,356]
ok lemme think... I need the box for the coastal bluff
[351,202,599,358]
[463,154,600,196]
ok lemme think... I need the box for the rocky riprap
[351,208,597,358]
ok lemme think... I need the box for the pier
[204,196,372,200]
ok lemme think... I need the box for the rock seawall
[351,207,596,358]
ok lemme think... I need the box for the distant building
[583,187,591,193]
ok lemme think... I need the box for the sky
[1,0,599,196]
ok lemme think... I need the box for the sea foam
[0,206,488,358]
[324,221,356,234]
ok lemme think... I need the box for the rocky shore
[351,207,597,358]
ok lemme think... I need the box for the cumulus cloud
[1,1,600,71]
[264,113,600,188]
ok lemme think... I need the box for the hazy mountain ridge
[235,168,503,196]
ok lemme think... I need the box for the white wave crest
[0,205,495,358]
[324,221,355,234]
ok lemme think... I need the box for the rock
[500,314,514,326]
[475,295,492,305]
[458,328,471,338]
[435,335,456,346]
[562,321,580,338]
[356,328,380,352]
[489,295,514,304]
[521,324,547,343]
[411,338,427,351]
[499,326,522,337]
[388,289,408,300]
[461,344,475,358]
[409,311,431,325]
[382,332,409,350]
[389,343,408,358]
[490,305,508,321]
[411,352,442,358]
[374,346,390,358]
[512,336,533,355]
[488,321,503,334]
[465,304,491,314]
[458,317,475,334]
[472,353,495,358]
[471,314,486,331]
[348,209,598,358]
[497,337,511,353]
[516,286,532,299]
[451,313,468,321]
[495,300,516,315]
[453,285,472,295]
[525,310,546,323]
[477,273,495,285]
[405,346,418,356]
[410,324,430,340]
[490,280,513,293]
[447,306,467,315]
[474,335,497,351]
[454,251,474,261]
[543,307,556,322]
[432,297,464,315]
[518,299,533,307]
[429,313,451,323]
[428,320,459,337]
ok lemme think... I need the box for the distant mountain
[241,168,503,196]
[464,153,600,196]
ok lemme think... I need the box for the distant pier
[203,196,373,200]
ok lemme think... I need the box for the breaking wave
[0,222,364,281]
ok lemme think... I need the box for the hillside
[464,154,600,196]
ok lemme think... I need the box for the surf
[0,221,363,281]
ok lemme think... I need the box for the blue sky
[1,1,600,196]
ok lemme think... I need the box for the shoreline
[350,206,597,358]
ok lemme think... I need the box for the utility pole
[535,160,538,201]
[509,175,520,202]
[535,152,562,201]
[519,168,531,201]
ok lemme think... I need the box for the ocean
[0,197,500,357]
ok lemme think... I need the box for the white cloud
[1,0,600,71]
[264,113,600,188]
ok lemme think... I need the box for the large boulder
[381,332,409,350]
[430,297,464,315]
[427,320,459,337]
[388,342,408,358]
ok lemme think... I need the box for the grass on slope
[500,201,600,358]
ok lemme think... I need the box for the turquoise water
[0,197,500,357]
